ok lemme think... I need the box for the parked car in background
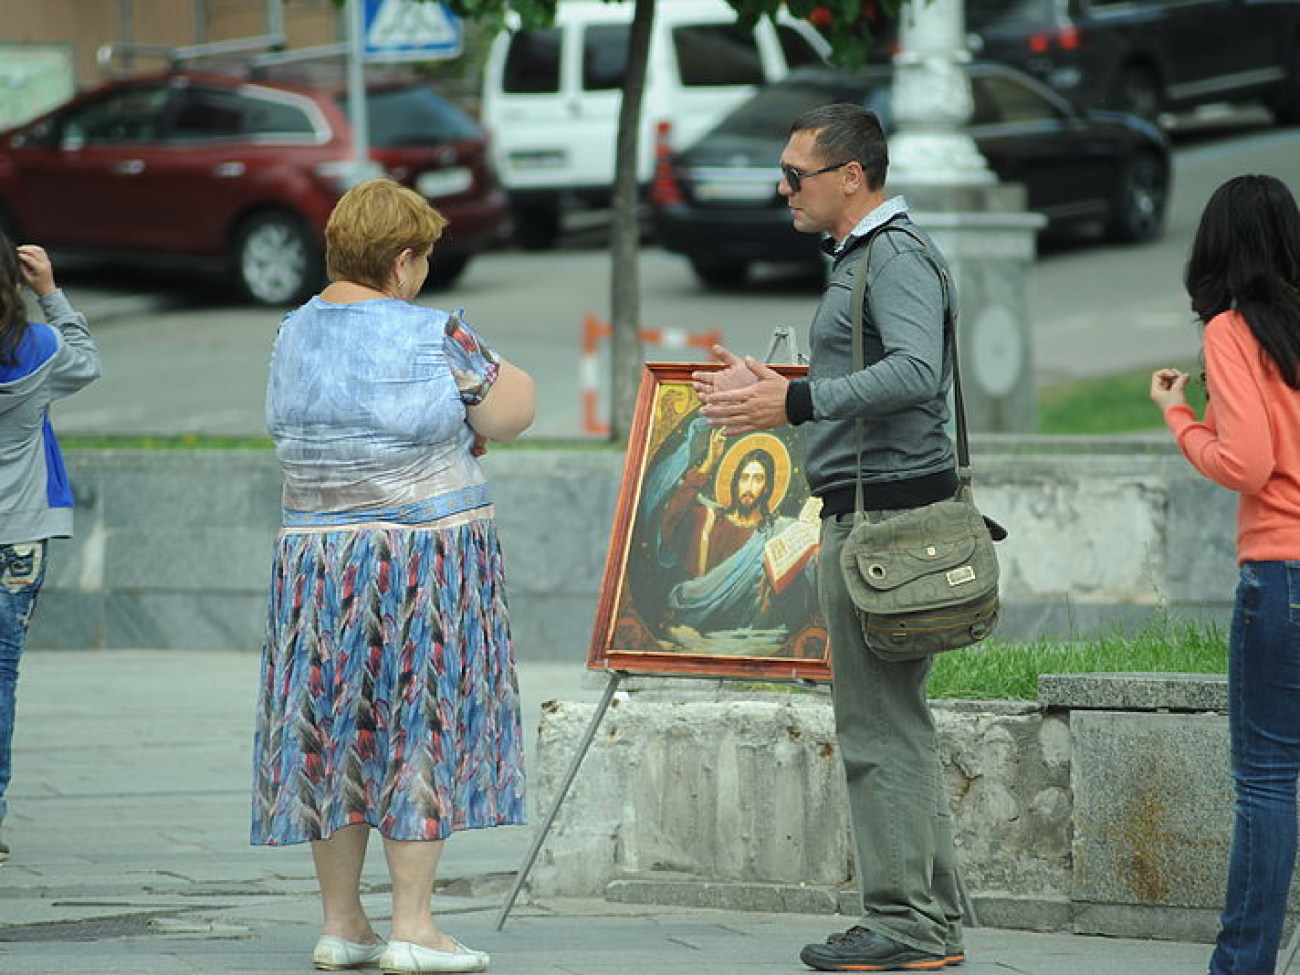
[480,0,829,249]
[0,71,506,305]
[651,62,1172,287]
[965,0,1300,123]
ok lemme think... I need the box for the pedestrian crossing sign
[363,0,464,61]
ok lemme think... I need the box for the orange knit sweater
[1164,310,1300,563]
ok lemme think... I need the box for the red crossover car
[0,72,507,304]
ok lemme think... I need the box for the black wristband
[785,379,813,425]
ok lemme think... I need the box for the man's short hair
[790,103,888,191]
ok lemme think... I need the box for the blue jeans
[0,541,46,825]
[1210,561,1300,975]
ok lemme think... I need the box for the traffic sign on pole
[362,0,463,61]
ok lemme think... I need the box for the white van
[481,0,829,247]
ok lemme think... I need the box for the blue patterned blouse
[266,297,500,528]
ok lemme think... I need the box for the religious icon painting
[588,362,830,681]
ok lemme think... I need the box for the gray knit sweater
[788,209,956,501]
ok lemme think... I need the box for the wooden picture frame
[587,362,830,681]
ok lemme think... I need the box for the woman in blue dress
[252,178,535,975]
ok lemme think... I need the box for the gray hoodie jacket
[0,290,101,544]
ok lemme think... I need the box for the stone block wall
[530,692,1074,927]
[529,675,1251,941]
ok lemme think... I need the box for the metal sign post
[346,0,371,184]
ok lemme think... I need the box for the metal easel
[496,670,627,929]
[499,327,804,929]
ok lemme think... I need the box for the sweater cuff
[1164,403,1196,431]
[785,379,814,426]
[37,288,74,321]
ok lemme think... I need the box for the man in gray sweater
[694,103,963,971]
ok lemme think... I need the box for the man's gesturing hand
[698,356,790,435]
[692,344,758,400]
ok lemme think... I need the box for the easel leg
[495,671,625,930]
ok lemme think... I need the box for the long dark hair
[1184,174,1300,388]
[0,231,28,367]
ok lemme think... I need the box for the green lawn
[1036,362,1208,435]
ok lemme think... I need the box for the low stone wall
[32,439,1237,654]
[528,675,1269,941]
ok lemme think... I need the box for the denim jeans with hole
[0,541,46,825]
[1210,561,1300,975]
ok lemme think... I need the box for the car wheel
[232,211,318,306]
[1270,36,1300,125]
[1113,65,1162,120]
[513,205,561,251]
[1105,152,1168,244]
[425,254,470,290]
[690,255,749,288]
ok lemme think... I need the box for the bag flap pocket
[843,532,979,593]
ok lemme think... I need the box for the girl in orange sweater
[1151,174,1300,975]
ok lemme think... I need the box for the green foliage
[1037,363,1208,435]
[927,619,1228,701]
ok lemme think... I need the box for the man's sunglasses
[780,160,850,193]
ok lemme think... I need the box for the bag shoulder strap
[849,222,970,517]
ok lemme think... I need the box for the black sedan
[651,62,1172,287]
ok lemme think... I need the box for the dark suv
[0,72,506,305]
[967,0,1300,123]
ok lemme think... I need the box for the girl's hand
[16,245,57,297]
[1150,367,1190,412]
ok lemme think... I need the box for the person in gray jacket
[694,103,963,971]
[0,235,101,862]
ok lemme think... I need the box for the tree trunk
[607,0,655,441]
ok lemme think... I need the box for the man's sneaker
[800,926,947,972]
[942,946,965,966]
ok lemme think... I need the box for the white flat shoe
[380,938,489,973]
[313,935,387,970]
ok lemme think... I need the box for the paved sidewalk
[1,651,1214,974]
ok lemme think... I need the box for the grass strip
[927,619,1227,701]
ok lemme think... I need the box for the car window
[58,85,170,147]
[966,0,1061,30]
[171,87,245,140]
[583,24,630,91]
[776,25,825,68]
[674,23,764,87]
[362,86,481,146]
[503,28,562,93]
[713,73,885,138]
[242,96,317,137]
[168,87,319,142]
[976,74,1066,123]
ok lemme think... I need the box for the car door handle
[112,159,145,176]
[212,161,246,178]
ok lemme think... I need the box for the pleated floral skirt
[251,515,526,845]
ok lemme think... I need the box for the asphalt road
[39,110,1300,441]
